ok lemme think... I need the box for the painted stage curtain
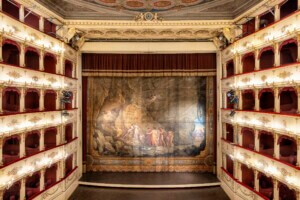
[83,53,216,172]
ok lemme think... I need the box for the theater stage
[78,172,220,188]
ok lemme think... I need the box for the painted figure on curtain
[89,77,209,157]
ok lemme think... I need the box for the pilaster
[273,179,279,200]
[39,89,44,111]
[254,88,259,111]
[20,133,26,158]
[39,17,44,32]
[56,90,60,110]
[39,50,44,71]
[254,129,260,152]
[255,16,259,31]
[274,42,280,66]
[274,5,280,21]
[20,88,25,112]
[0,139,3,166]
[274,87,280,113]
[39,129,45,151]
[274,133,280,159]
[20,43,25,67]
[40,169,45,191]
[0,36,3,62]
[0,87,3,113]
[254,49,260,71]
[20,178,26,200]
[19,5,25,22]
[254,170,259,192]
[297,138,300,167]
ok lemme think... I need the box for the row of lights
[0,112,72,136]
[0,20,65,53]
[225,111,299,135]
[0,150,71,189]
[231,22,300,55]
[228,151,300,189]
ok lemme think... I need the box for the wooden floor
[69,186,230,200]
[79,172,220,188]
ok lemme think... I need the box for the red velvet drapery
[82,53,216,75]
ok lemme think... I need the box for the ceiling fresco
[36,0,261,20]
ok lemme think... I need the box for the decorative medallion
[7,71,21,79]
[47,77,57,84]
[29,116,42,123]
[278,71,292,79]
[32,76,39,82]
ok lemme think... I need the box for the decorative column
[297,87,300,114]
[254,170,259,192]
[72,122,76,138]
[60,56,64,76]
[298,0,300,10]
[61,160,66,178]
[72,91,76,108]
[238,90,243,110]
[0,87,3,113]
[40,169,45,191]
[238,126,243,146]
[0,139,3,166]
[222,123,227,139]
[20,43,25,67]
[39,50,44,71]
[233,160,239,179]
[56,90,60,110]
[233,55,240,74]
[274,87,280,113]
[254,129,260,152]
[297,138,300,167]
[274,42,280,67]
[39,89,44,111]
[273,180,279,200]
[72,63,76,78]
[56,55,61,74]
[39,17,44,32]
[39,129,45,151]
[237,162,242,182]
[20,88,25,112]
[0,36,3,62]
[255,49,260,71]
[56,162,61,182]
[255,88,259,111]
[20,133,26,158]
[274,5,280,21]
[72,153,76,169]
[19,5,25,22]
[274,133,280,159]
[20,178,26,200]
[233,125,238,144]
[255,16,260,31]
[297,34,300,62]
[223,92,227,109]
[223,63,227,78]
[60,125,65,144]
[222,153,227,169]
[56,126,61,146]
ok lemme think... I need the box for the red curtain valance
[26,46,40,55]
[3,39,20,51]
[278,135,296,144]
[26,88,39,95]
[242,89,254,94]
[259,46,274,59]
[3,87,20,94]
[259,130,273,137]
[241,127,254,134]
[45,127,57,133]
[280,39,297,50]
[242,52,255,61]
[82,53,216,72]
[259,88,274,98]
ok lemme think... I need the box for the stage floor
[79,172,220,188]
[70,186,230,200]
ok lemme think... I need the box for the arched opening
[25,48,40,70]
[2,40,20,66]
[226,60,234,77]
[65,123,73,143]
[44,90,57,111]
[279,182,296,200]
[242,90,255,111]
[259,89,274,112]
[280,0,298,19]
[259,173,273,199]
[279,136,297,166]
[25,172,40,199]
[65,154,73,176]
[280,87,298,114]
[25,89,40,112]
[3,136,20,165]
[280,40,298,65]
[2,87,20,113]
[45,164,57,189]
[242,53,255,73]
[65,60,73,78]
[226,123,234,143]
[44,128,57,150]
[3,181,20,200]
[259,10,275,29]
[226,155,234,176]
[259,47,274,69]
[64,91,73,110]
[44,53,57,74]
[259,131,274,157]
[2,0,19,20]
[25,131,40,156]
[242,128,254,150]
[241,164,254,189]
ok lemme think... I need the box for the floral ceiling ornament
[135,12,162,22]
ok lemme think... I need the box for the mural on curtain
[87,76,215,172]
